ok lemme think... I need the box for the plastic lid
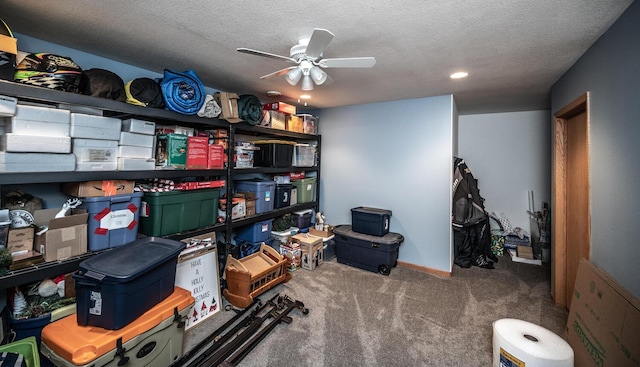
[77,237,185,281]
[253,139,296,145]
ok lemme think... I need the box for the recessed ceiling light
[450,71,469,79]
[299,94,311,99]
[266,90,282,97]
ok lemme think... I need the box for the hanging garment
[452,157,498,269]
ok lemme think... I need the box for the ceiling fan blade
[259,66,297,79]
[319,57,376,68]
[304,28,334,59]
[237,48,297,63]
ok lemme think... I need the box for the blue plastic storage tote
[73,237,185,330]
[77,191,143,251]
[234,179,275,214]
[235,219,274,243]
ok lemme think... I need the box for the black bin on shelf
[253,141,294,168]
[275,183,293,208]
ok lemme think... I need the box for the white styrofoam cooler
[4,104,71,137]
[117,145,153,159]
[121,118,156,135]
[117,157,156,170]
[119,131,154,148]
[3,118,70,136]
[0,152,75,172]
[73,138,118,171]
[70,113,122,140]
[1,133,71,153]
[14,104,70,124]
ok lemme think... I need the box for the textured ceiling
[2,0,633,114]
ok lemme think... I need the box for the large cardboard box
[566,258,640,367]
[34,208,88,262]
[61,180,135,197]
[215,92,242,123]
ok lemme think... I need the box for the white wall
[318,95,456,272]
[458,111,552,234]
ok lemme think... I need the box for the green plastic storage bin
[0,336,40,367]
[291,177,316,204]
[139,189,220,236]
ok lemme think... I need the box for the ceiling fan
[237,28,376,91]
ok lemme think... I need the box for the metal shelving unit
[0,80,321,289]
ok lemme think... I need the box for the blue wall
[318,95,456,272]
[551,0,640,298]
[15,34,220,95]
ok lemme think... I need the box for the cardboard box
[263,102,296,115]
[9,250,44,270]
[214,92,242,123]
[286,115,303,133]
[516,245,534,259]
[7,227,34,256]
[186,136,209,169]
[218,197,246,221]
[309,227,334,238]
[566,258,640,367]
[62,180,135,197]
[244,198,257,217]
[34,208,88,262]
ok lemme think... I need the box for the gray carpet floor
[183,254,568,366]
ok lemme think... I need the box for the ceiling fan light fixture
[301,75,314,91]
[285,68,303,85]
[309,66,328,85]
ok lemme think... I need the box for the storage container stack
[39,237,194,367]
[0,104,76,172]
[69,112,121,171]
[334,207,404,275]
[118,118,156,170]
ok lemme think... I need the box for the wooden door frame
[552,92,591,307]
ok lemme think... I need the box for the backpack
[452,157,498,269]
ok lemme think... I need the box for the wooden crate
[223,244,291,308]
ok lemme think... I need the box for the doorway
[552,92,591,308]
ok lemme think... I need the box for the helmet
[14,53,83,92]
